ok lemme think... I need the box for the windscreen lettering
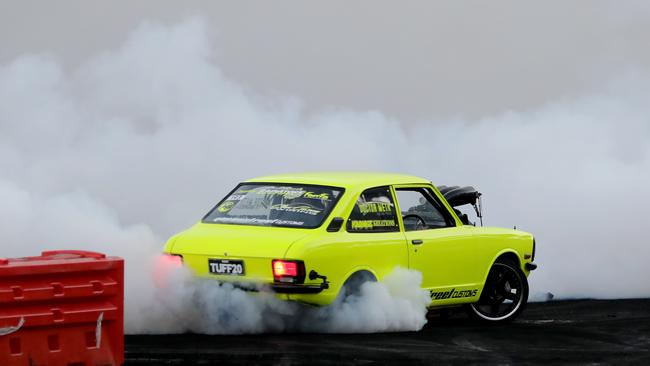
[254,187,305,199]
[270,204,322,216]
[358,202,393,215]
[349,219,397,230]
[212,217,306,226]
[205,183,342,228]
[217,201,235,213]
[228,194,246,201]
[304,191,330,200]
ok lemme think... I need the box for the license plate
[208,259,245,276]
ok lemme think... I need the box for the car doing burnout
[163,172,537,322]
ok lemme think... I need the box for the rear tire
[340,271,376,300]
[468,259,528,323]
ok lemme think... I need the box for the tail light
[154,253,184,288]
[162,253,184,267]
[272,259,306,284]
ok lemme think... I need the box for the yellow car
[163,172,537,322]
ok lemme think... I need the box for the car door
[343,186,409,279]
[393,184,482,302]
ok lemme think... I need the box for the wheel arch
[335,266,379,298]
[495,251,521,267]
[342,267,378,285]
[479,249,522,286]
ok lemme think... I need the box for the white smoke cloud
[130,263,429,334]
[317,267,430,333]
[1,18,649,334]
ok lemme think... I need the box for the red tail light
[162,253,183,267]
[272,259,306,283]
[273,260,297,276]
[154,253,184,288]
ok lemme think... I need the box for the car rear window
[203,183,344,228]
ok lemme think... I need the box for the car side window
[396,188,453,231]
[347,187,400,233]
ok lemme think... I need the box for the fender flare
[335,266,379,298]
[479,249,522,286]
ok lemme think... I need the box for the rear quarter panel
[284,230,409,305]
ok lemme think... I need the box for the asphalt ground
[125,298,650,365]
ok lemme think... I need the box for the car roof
[245,172,431,190]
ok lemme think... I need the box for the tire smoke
[130,261,430,334]
[1,18,649,334]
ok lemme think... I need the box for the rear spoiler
[437,185,483,226]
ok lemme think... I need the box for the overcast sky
[3,1,650,121]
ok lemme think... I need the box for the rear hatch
[169,223,312,284]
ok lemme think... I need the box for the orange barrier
[0,250,124,366]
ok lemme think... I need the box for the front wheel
[468,260,529,323]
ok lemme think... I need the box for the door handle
[411,239,423,245]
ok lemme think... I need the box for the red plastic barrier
[0,250,124,366]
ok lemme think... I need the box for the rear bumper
[271,282,328,294]
[227,280,329,294]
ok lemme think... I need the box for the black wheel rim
[471,263,524,321]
